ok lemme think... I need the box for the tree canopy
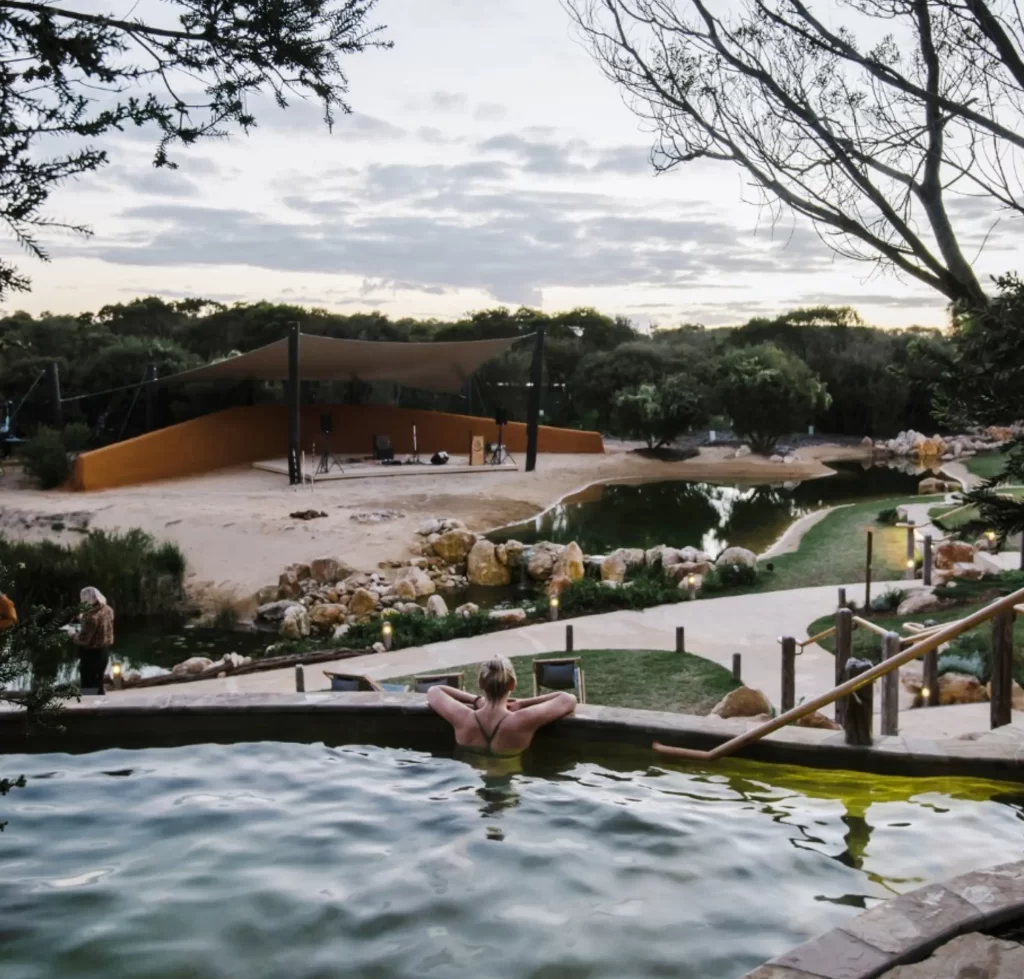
[0,0,389,297]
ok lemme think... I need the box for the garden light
[986,530,997,543]
[549,595,560,621]
[686,574,697,599]
[110,662,123,689]
[382,621,393,651]
[921,686,930,701]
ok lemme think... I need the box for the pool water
[3,742,1022,979]
[491,462,928,556]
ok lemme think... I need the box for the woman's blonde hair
[80,586,107,607]
[478,655,516,702]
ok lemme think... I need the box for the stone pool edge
[741,859,1024,978]
[3,693,1024,782]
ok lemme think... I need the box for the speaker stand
[315,435,345,475]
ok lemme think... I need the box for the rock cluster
[167,651,253,679]
[872,425,1015,462]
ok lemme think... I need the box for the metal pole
[565,624,573,653]
[781,636,796,712]
[991,609,1014,729]
[880,631,900,736]
[48,361,63,429]
[287,322,301,486]
[295,664,305,693]
[923,534,933,587]
[731,653,742,683]
[834,607,853,727]
[837,587,846,609]
[864,528,873,612]
[525,325,545,473]
[675,626,685,654]
[144,362,157,432]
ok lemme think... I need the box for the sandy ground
[0,444,869,597]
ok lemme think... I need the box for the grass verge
[385,648,740,715]
[964,452,1010,483]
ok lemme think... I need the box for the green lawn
[385,648,740,715]
[964,452,1011,482]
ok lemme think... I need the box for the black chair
[412,672,464,693]
[324,672,385,692]
[532,657,586,703]
[373,434,394,462]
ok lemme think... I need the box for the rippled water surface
[3,742,1023,979]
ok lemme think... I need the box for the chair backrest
[324,672,384,692]
[533,657,585,702]
[413,672,464,693]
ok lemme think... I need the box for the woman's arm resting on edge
[508,691,569,711]
[515,691,577,728]
[427,685,475,724]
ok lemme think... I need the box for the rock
[432,529,477,563]
[711,686,773,719]
[349,509,404,524]
[735,444,751,457]
[257,599,302,622]
[393,566,436,597]
[488,607,527,626]
[554,541,585,582]
[667,560,713,580]
[860,435,874,449]
[935,540,975,569]
[546,573,573,598]
[255,585,279,605]
[951,562,984,580]
[391,578,418,601]
[372,642,386,653]
[310,558,345,583]
[795,711,840,730]
[495,543,508,566]
[770,454,784,463]
[277,566,308,599]
[715,546,758,568]
[677,546,711,565]
[426,594,449,618]
[308,603,346,630]
[601,551,627,583]
[895,590,945,616]
[223,652,251,670]
[332,623,350,641]
[455,602,479,619]
[526,548,555,581]
[466,540,512,586]
[349,588,380,617]
[877,932,1024,979]
[503,540,525,568]
[938,672,989,705]
[782,453,798,464]
[621,547,645,568]
[417,518,442,536]
[918,476,947,495]
[171,656,214,676]
[279,605,310,640]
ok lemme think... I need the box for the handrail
[799,625,835,649]
[852,615,888,637]
[653,584,1024,763]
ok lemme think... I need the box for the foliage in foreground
[18,424,92,488]
[0,529,187,617]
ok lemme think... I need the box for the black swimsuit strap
[474,711,508,749]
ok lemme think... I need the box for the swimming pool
[3,741,1022,978]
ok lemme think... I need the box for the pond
[490,462,929,556]
[3,741,1023,979]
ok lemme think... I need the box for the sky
[7,0,1018,329]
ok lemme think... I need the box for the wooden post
[834,607,853,727]
[923,534,933,587]
[287,322,301,486]
[1019,532,1024,571]
[837,587,846,609]
[675,626,684,654]
[732,653,742,683]
[525,325,545,473]
[781,636,796,712]
[922,648,939,707]
[565,624,574,653]
[144,362,158,432]
[295,664,305,693]
[881,631,900,736]
[991,609,1014,729]
[48,361,63,429]
[864,528,873,612]
[843,658,874,746]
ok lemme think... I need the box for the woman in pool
[427,655,577,756]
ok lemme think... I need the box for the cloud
[474,102,507,121]
[109,166,199,199]
[797,291,947,311]
[430,90,468,113]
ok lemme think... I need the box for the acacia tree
[0,0,389,296]
[569,0,1024,306]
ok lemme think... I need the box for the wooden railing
[654,584,1024,763]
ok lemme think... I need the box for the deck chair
[373,434,395,462]
[323,671,385,692]
[532,657,586,704]
[412,672,464,693]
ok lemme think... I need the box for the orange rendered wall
[71,404,604,491]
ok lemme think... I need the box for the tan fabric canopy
[162,333,526,394]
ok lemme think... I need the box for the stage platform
[252,456,517,481]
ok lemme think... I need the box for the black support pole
[144,362,158,432]
[48,361,63,429]
[525,325,544,472]
[287,323,302,485]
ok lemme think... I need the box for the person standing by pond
[72,587,114,695]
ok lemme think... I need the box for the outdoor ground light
[549,595,560,621]
[382,621,393,651]
[987,530,997,544]
[686,573,697,599]
[110,662,123,689]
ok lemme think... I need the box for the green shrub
[19,428,72,489]
[560,574,683,616]
[61,422,93,454]
[876,507,900,525]
[937,650,989,682]
[702,562,758,592]
[871,588,903,613]
[343,609,509,651]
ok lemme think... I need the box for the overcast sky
[9,0,1018,328]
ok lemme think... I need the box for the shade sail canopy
[161,333,526,394]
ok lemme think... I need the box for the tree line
[0,298,949,452]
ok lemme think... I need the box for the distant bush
[871,587,903,613]
[876,507,900,525]
[344,608,511,651]
[18,423,95,489]
[702,563,758,592]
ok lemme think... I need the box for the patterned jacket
[77,604,115,649]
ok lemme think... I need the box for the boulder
[455,602,479,619]
[432,529,477,563]
[861,435,874,449]
[677,546,711,565]
[393,565,436,597]
[711,686,773,719]
[349,588,380,618]
[601,551,627,584]
[395,602,424,616]
[277,568,306,599]
[495,543,508,566]
[895,590,945,617]
[621,547,645,568]
[795,711,841,730]
[341,572,371,593]
[770,454,784,463]
[332,623,350,641]
[425,594,449,618]
[951,562,984,580]
[783,453,798,464]
[310,558,353,583]
[222,652,251,670]
[918,476,947,495]
[308,603,346,631]
[715,546,758,569]
[255,585,279,605]
[735,444,751,458]
[527,548,555,581]
[489,608,528,626]
[257,599,301,622]
[503,540,525,568]
[279,605,311,640]
[417,518,442,536]
[546,573,573,599]
[935,541,975,569]
[667,560,713,580]
[939,672,989,705]
[554,541,585,582]
[390,578,418,601]
[171,656,214,676]
[467,540,512,586]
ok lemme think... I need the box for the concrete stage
[252,455,518,481]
